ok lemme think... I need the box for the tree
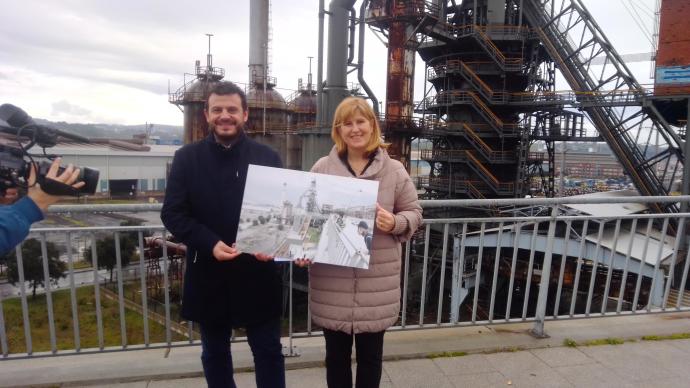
[83,221,140,282]
[7,238,65,298]
[120,219,150,248]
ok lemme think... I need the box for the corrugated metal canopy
[561,190,648,216]
[584,226,675,267]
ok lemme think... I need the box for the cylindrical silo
[289,85,317,126]
[170,54,225,144]
[287,80,317,170]
[245,84,292,168]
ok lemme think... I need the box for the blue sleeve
[0,197,44,256]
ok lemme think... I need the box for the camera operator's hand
[27,158,85,210]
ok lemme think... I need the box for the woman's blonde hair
[331,97,385,156]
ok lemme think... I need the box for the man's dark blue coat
[161,132,283,326]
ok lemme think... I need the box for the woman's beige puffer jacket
[309,146,423,334]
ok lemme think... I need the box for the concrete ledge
[1,312,689,387]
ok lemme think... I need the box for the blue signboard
[656,65,690,85]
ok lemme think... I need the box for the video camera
[0,104,99,197]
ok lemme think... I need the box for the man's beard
[211,119,245,144]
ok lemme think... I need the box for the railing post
[450,223,467,324]
[530,205,558,338]
[450,233,461,324]
[283,260,300,357]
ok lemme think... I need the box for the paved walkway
[1,312,689,387]
[96,339,690,388]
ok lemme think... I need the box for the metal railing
[2,196,690,359]
[425,62,653,107]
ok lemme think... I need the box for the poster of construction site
[236,164,379,269]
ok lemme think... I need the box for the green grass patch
[563,338,578,347]
[71,260,93,270]
[56,215,90,227]
[114,282,184,320]
[582,337,625,346]
[2,285,186,354]
[642,333,690,341]
[306,227,321,244]
[68,256,142,271]
[482,346,525,355]
[427,351,468,359]
[563,337,629,347]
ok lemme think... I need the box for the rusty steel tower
[365,0,685,212]
[168,34,225,144]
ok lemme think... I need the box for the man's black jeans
[200,318,285,388]
[323,328,385,388]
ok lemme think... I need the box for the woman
[301,97,422,388]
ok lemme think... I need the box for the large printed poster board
[236,165,379,269]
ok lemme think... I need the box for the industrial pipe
[357,0,380,116]
[308,0,356,170]
[249,0,269,85]
[323,0,357,125]
[316,0,325,126]
[145,237,187,256]
[347,8,357,65]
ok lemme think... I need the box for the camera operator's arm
[0,159,85,255]
[0,194,43,256]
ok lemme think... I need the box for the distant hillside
[34,118,183,143]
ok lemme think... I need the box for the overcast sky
[0,0,656,126]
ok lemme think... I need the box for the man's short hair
[205,81,248,112]
[358,220,369,230]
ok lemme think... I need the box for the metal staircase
[466,180,486,199]
[430,91,508,134]
[463,124,515,163]
[523,0,684,211]
[472,27,524,71]
[466,151,515,195]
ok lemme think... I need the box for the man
[357,220,373,254]
[1,158,84,255]
[161,81,285,388]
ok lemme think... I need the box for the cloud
[0,0,656,126]
[51,100,92,118]
[0,0,250,97]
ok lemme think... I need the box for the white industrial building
[50,141,179,197]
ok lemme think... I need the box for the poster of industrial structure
[236,164,379,269]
